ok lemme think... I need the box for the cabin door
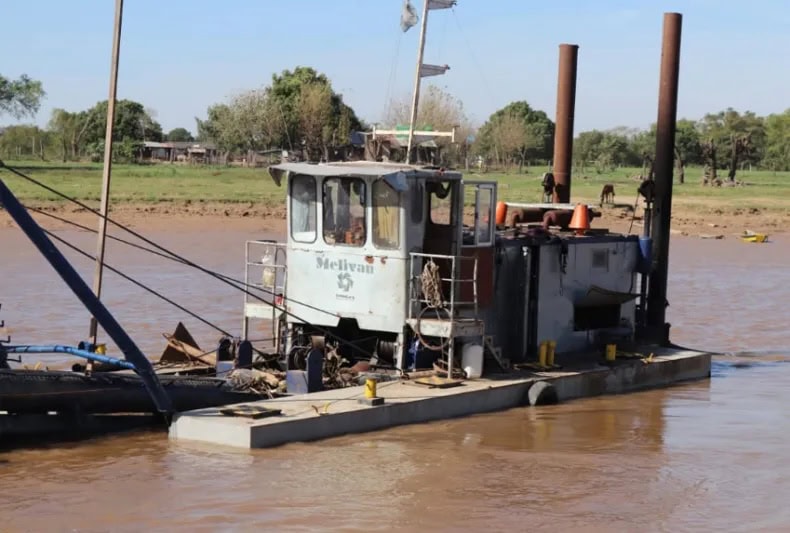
[461,181,497,309]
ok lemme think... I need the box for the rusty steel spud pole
[646,13,682,344]
[552,44,579,204]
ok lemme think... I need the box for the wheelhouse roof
[268,161,463,189]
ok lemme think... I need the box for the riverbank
[1,161,787,236]
[2,199,786,239]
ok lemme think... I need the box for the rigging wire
[0,163,385,362]
[627,190,641,234]
[450,7,506,163]
[450,7,499,107]
[382,31,404,122]
[23,205,338,320]
[40,227,233,337]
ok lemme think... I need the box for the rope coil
[420,259,444,309]
[415,259,450,352]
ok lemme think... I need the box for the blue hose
[4,345,136,370]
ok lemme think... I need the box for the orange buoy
[568,203,590,235]
[495,201,508,226]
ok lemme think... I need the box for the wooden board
[220,404,282,419]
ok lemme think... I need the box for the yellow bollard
[364,378,377,399]
[605,344,617,362]
[547,341,557,367]
[538,341,548,368]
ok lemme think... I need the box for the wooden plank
[220,405,282,419]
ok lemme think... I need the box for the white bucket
[462,344,484,379]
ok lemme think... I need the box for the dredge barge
[170,10,712,449]
[170,158,710,448]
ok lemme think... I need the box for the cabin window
[323,177,367,246]
[475,186,493,245]
[372,179,400,249]
[428,180,453,226]
[290,174,317,243]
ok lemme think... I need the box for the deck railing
[408,252,479,323]
[243,240,287,340]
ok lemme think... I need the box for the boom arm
[0,177,173,417]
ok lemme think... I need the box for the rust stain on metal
[552,43,579,204]
[380,256,387,264]
[365,255,374,264]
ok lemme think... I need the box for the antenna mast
[89,0,123,346]
[405,0,454,164]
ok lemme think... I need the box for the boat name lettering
[316,257,374,275]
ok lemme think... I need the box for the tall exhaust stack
[552,43,579,204]
[646,13,683,344]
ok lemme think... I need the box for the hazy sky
[3,0,788,134]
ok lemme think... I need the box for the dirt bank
[1,200,787,238]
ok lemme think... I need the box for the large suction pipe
[646,13,682,344]
[552,44,579,204]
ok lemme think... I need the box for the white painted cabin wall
[286,176,410,333]
[536,240,639,353]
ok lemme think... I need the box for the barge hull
[169,348,711,449]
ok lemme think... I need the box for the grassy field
[1,160,788,217]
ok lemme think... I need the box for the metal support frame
[0,178,173,416]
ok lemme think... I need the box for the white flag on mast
[419,64,450,78]
[428,0,456,10]
[400,0,418,32]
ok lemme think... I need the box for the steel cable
[0,163,388,364]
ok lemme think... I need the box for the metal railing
[243,240,287,340]
[408,251,479,322]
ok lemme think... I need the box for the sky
[2,0,788,135]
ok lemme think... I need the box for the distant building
[141,141,218,164]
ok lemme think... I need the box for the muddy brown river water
[1,224,789,532]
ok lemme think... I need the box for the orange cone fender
[568,203,590,235]
[495,201,508,225]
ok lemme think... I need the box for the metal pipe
[552,44,579,204]
[646,13,683,344]
[90,0,124,344]
[5,345,136,370]
[406,0,430,164]
[504,202,595,211]
[0,178,173,416]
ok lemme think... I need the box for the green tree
[699,108,765,181]
[198,66,362,161]
[266,67,361,153]
[197,90,280,161]
[82,99,163,146]
[0,74,45,118]
[0,124,53,160]
[475,101,554,170]
[573,129,637,172]
[48,108,94,161]
[166,127,194,142]
[763,109,790,171]
[386,85,473,166]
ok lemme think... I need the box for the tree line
[2,69,789,176]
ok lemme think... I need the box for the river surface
[1,224,788,532]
